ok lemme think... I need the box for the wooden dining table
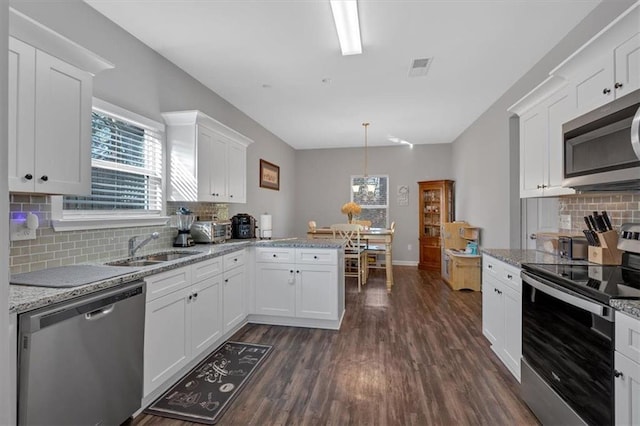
[307,227,395,293]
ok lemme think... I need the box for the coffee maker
[173,207,195,247]
[231,213,256,239]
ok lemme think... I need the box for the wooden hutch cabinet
[418,180,455,270]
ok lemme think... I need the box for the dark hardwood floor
[133,266,539,426]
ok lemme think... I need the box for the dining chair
[354,219,372,228]
[331,223,368,292]
[366,221,395,272]
[308,220,317,231]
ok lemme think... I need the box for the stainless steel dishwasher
[18,281,145,426]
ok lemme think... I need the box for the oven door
[521,272,614,426]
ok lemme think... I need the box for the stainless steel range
[520,223,640,426]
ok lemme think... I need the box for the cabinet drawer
[255,247,295,263]
[482,254,502,278]
[224,249,245,270]
[500,263,522,293]
[192,256,223,282]
[296,249,337,265]
[145,266,192,302]
[616,311,640,363]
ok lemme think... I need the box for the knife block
[588,230,623,265]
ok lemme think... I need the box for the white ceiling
[85,0,600,149]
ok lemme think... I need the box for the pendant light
[352,122,376,194]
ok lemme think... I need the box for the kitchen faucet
[129,232,159,257]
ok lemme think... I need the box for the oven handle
[522,272,612,319]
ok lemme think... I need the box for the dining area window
[351,175,388,228]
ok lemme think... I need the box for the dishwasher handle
[85,304,115,321]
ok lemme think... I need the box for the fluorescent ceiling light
[330,0,362,56]
[388,136,414,148]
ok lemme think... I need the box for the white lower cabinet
[143,251,244,399]
[482,254,522,381]
[223,250,247,333]
[253,247,343,329]
[614,311,640,426]
[295,264,338,320]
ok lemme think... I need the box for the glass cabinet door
[422,187,442,238]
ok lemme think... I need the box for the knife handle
[584,216,593,231]
[602,211,613,231]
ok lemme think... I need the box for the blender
[173,207,195,247]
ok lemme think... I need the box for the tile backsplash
[559,192,640,234]
[9,194,228,274]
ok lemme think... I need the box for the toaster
[558,236,588,260]
[191,220,231,244]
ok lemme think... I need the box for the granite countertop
[482,248,640,321]
[480,248,591,267]
[255,238,346,249]
[9,238,346,315]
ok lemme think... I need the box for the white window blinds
[63,105,164,213]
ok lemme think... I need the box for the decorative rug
[145,341,273,424]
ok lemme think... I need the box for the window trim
[51,98,169,231]
[350,174,389,228]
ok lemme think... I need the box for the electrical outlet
[408,244,412,251]
[560,214,571,230]
[10,221,37,241]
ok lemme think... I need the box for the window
[350,175,388,228]
[52,99,167,230]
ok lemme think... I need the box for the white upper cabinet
[163,110,253,203]
[7,9,113,194]
[552,2,640,116]
[510,1,639,199]
[510,77,576,198]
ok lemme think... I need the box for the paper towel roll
[260,214,272,239]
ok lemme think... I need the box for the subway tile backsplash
[559,192,640,234]
[9,194,228,275]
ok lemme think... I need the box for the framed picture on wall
[260,159,280,191]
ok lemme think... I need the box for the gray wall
[1,1,10,422]
[294,144,453,264]
[10,0,297,237]
[450,0,636,249]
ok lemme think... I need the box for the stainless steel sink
[105,251,197,267]
[144,252,197,262]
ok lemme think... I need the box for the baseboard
[392,260,418,266]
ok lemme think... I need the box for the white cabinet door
[190,274,223,359]
[543,87,575,196]
[34,50,92,195]
[614,32,640,98]
[614,351,640,426]
[519,105,546,197]
[207,131,229,202]
[227,140,246,203]
[255,263,296,317]
[8,37,36,192]
[501,285,522,381]
[570,52,615,116]
[223,266,246,333]
[482,277,502,347]
[296,265,338,320]
[144,287,191,397]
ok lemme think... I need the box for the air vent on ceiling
[408,57,433,77]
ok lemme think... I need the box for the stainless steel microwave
[562,89,640,191]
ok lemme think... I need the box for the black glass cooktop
[522,262,640,304]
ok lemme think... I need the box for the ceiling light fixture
[329,0,362,56]
[388,136,414,148]
[353,122,376,193]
